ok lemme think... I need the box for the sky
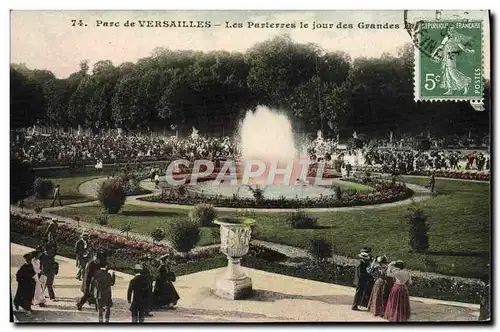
[10,10,490,79]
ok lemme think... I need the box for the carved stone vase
[214,217,256,300]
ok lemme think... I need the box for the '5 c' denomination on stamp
[414,20,483,102]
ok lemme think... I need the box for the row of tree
[10,35,490,138]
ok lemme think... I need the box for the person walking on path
[44,218,58,242]
[75,233,90,280]
[429,171,436,193]
[153,255,180,309]
[384,260,412,322]
[39,247,58,301]
[139,255,154,317]
[352,251,372,311]
[77,252,105,311]
[31,249,46,307]
[127,264,150,323]
[14,253,36,315]
[50,184,63,207]
[92,263,116,323]
[367,255,389,317]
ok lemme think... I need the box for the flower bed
[141,180,413,209]
[354,165,490,182]
[242,258,485,304]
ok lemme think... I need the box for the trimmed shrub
[150,228,166,244]
[120,221,133,239]
[96,211,109,226]
[98,179,126,214]
[32,178,54,199]
[309,239,332,262]
[407,205,430,252]
[288,210,318,229]
[165,219,201,254]
[10,159,35,203]
[189,204,217,227]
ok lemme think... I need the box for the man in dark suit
[127,264,150,323]
[44,218,58,241]
[75,233,90,280]
[39,248,57,301]
[50,185,62,207]
[92,263,115,323]
[139,255,154,316]
[77,252,106,311]
[352,251,372,311]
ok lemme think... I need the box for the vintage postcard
[9,10,491,324]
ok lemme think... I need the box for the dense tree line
[10,35,490,138]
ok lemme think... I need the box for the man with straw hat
[75,232,90,280]
[352,250,372,311]
[127,264,150,323]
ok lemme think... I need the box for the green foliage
[288,210,318,229]
[150,227,166,244]
[407,205,430,252]
[309,239,332,262]
[97,178,126,214]
[96,211,109,226]
[165,219,201,254]
[10,159,35,203]
[120,221,133,238]
[189,204,217,227]
[32,178,54,199]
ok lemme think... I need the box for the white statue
[316,129,323,140]
[190,126,199,140]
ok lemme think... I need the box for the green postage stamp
[414,20,483,101]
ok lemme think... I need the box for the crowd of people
[362,148,489,173]
[13,220,180,323]
[351,247,412,322]
[11,130,239,166]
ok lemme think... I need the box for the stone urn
[214,217,256,300]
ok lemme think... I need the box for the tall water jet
[238,106,305,186]
[239,106,298,162]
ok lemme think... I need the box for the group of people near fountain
[362,148,490,173]
[73,232,180,323]
[13,228,180,323]
[352,248,412,322]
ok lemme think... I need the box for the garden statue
[190,126,199,140]
[214,217,256,300]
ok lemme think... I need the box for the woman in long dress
[384,260,412,322]
[431,26,475,95]
[31,250,46,307]
[14,253,37,315]
[153,257,180,309]
[367,255,388,317]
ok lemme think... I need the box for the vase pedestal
[215,257,252,300]
[215,276,253,300]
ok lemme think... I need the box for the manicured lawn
[52,204,218,247]
[50,176,490,279]
[21,175,99,209]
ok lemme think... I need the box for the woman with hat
[31,248,47,307]
[352,251,372,311]
[384,260,412,322]
[13,252,37,314]
[367,255,388,317]
[153,255,180,310]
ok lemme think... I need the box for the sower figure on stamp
[92,262,116,323]
[128,264,150,323]
[352,251,372,311]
